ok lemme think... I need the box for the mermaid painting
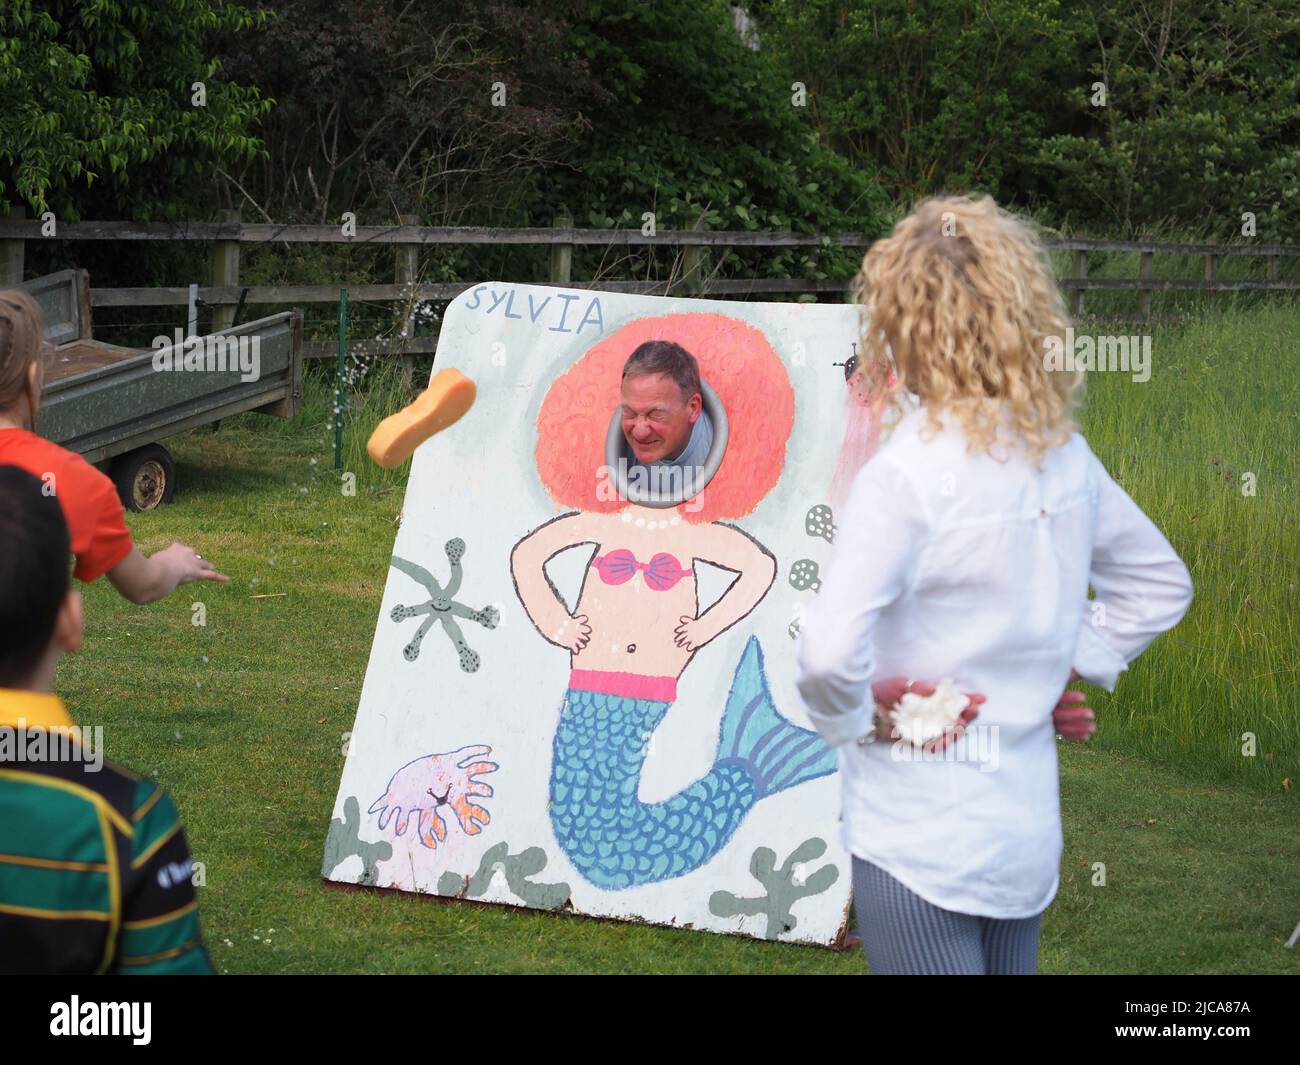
[510,313,838,891]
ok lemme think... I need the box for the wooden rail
[3,214,1296,355]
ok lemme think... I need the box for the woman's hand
[1052,671,1096,740]
[869,677,985,753]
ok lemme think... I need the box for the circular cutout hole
[605,381,729,508]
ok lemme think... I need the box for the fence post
[1072,249,1088,317]
[335,288,348,470]
[1204,239,1217,307]
[1266,249,1280,283]
[395,212,420,385]
[1,206,25,286]
[394,213,420,336]
[211,208,241,331]
[1138,250,1153,322]
[550,212,573,285]
[682,215,707,295]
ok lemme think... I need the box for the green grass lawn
[56,304,1299,973]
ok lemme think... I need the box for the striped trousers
[852,856,1043,975]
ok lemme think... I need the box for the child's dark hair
[0,288,45,421]
[0,465,71,686]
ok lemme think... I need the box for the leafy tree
[216,0,604,226]
[545,0,890,284]
[0,0,270,221]
[219,0,889,288]
[755,0,1073,206]
[1036,0,1300,237]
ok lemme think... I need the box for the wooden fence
[3,211,1297,359]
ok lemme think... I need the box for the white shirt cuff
[805,699,877,749]
[1074,618,1129,692]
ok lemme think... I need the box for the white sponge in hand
[888,678,970,746]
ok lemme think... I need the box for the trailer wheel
[112,444,176,512]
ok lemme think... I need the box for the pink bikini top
[590,549,691,591]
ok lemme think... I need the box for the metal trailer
[22,268,303,511]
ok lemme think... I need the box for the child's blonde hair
[852,194,1082,467]
[0,289,46,423]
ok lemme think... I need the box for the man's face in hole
[620,372,702,465]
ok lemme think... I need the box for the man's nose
[632,423,656,441]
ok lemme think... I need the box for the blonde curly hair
[851,194,1083,468]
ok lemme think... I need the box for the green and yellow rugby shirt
[0,689,213,974]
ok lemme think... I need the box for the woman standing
[795,195,1193,974]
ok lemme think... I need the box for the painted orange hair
[534,312,794,522]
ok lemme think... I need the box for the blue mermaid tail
[549,635,837,890]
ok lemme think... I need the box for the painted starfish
[389,538,499,671]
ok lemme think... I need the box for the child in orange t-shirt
[0,289,228,602]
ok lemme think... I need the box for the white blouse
[794,403,1193,918]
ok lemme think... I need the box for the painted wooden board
[324,283,887,945]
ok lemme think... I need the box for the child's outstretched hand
[162,542,230,586]
[108,542,229,604]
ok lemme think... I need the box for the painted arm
[509,512,597,652]
[674,522,776,652]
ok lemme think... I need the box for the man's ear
[53,589,84,655]
[687,392,702,423]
